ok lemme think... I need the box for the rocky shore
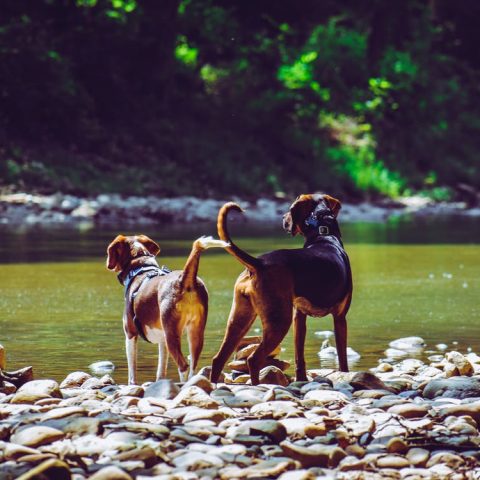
[2,341,480,479]
[1,192,479,226]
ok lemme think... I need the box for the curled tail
[180,236,229,290]
[217,202,261,272]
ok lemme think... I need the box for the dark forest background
[1,0,479,201]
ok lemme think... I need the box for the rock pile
[224,336,290,386]
[1,345,480,478]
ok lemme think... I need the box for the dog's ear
[283,195,317,236]
[136,235,160,256]
[106,235,128,271]
[323,194,342,218]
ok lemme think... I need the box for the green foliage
[0,0,479,200]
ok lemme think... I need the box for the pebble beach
[2,339,480,479]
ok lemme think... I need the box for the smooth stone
[386,437,408,454]
[277,469,316,480]
[376,454,410,468]
[182,374,213,393]
[345,444,366,458]
[137,398,166,415]
[89,465,133,480]
[304,424,327,438]
[350,372,397,393]
[353,389,392,399]
[223,390,265,408]
[172,385,219,409]
[389,336,425,351]
[300,382,332,395]
[113,446,158,467]
[114,384,144,397]
[144,379,180,400]
[280,440,346,468]
[406,447,430,467]
[446,351,474,376]
[59,371,91,388]
[220,459,294,479]
[11,426,65,447]
[183,408,229,424]
[279,418,314,437]
[427,451,465,468]
[423,377,480,399]
[89,360,115,375]
[371,397,407,410]
[226,419,287,443]
[14,458,71,480]
[82,374,114,389]
[173,451,224,469]
[338,456,367,471]
[387,403,429,418]
[259,366,289,386]
[302,389,349,407]
[3,443,39,460]
[11,380,62,404]
[40,406,86,421]
[250,401,301,419]
[263,387,298,402]
[44,416,102,436]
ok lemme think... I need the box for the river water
[0,215,478,384]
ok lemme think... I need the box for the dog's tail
[218,202,262,272]
[180,236,230,290]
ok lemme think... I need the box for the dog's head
[106,234,160,272]
[283,193,342,236]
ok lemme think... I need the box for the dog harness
[120,264,171,298]
[119,262,172,343]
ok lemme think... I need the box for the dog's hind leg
[125,335,138,385]
[211,289,256,383]
[187,313,207,379]
[293,309,308,381]
[247,307,292,385]
[162,309,189,382]
[156,331,168,380]
[333,314,349,372]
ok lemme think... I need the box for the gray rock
[423,376,480,399]
[350,372,397,393]
[144,379,180,400]
[11,426,65,447]
[11,380,62,404]
[226,419,287,443]
[259,366,290,386]
[89,360,115,375]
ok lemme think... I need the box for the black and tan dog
[107,234,228,385]
[210,194,352,384]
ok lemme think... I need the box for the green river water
[0,216,478,384]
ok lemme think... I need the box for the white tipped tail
[180,236,230,290]
[196,235,230,250]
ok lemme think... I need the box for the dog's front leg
[125,335,138,385]
[156,331,168,380]
[293,309,308,381]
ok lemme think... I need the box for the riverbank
[1,342,480,479]
[1,192,479,227]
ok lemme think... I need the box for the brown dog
[210,194,352,384]
[107,234,228,384]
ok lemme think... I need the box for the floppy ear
[283,195,316,236]
[136,235,160,256]
[323,194,342,218]
[106,235,127,271]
